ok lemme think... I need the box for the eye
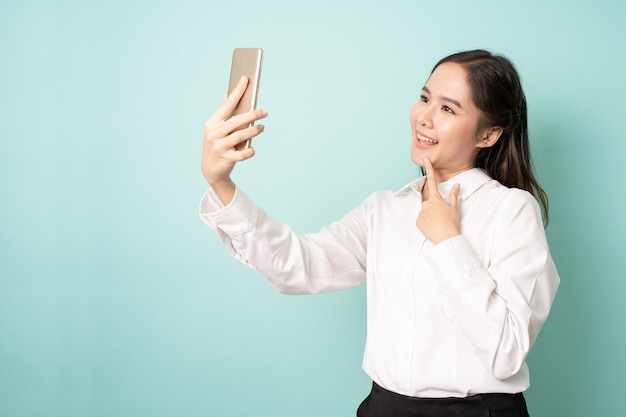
[442,105,455,114]
[420,94,429,103]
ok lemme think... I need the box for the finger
[209,75,249,123]
[225,108,268,132]
[449,183,461,209]
[424,158,441,197]
[223,124,265,150]
[226,75,248,102]
[224,144,256,162]
[205,108,267,144]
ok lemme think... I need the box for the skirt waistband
[357,382,530,417]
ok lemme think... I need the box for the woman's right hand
[201,75,268,204]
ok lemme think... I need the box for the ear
[476,126,503,149]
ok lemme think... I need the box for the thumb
[449,183,461,209]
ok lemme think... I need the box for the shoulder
[478,180,542,224]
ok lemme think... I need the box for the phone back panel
[228,48,263,119]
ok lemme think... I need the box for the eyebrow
[421,86,463,109]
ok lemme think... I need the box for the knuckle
[233,128,247,141]
[204,119,222,136]
[235,151,248,162]
[225,116,244,131]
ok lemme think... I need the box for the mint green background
[1,1,624,416]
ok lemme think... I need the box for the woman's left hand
[416,158,461,244]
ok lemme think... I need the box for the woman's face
[410,62,495,182]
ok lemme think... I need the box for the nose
[415,103,434,129]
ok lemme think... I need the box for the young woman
[199,50,560,417]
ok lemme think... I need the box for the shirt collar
[394,168,493,200]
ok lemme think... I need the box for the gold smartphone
[227,48,263,150]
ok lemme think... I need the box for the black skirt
[357,382,530,417]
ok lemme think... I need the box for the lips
[417,133,438,145]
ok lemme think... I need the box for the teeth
[417,133,438,144]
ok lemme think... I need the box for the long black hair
[432,49,549,224]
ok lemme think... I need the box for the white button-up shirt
[199,168,560,398]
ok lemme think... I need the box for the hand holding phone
[227,48,263,150]
[200,48,266,204]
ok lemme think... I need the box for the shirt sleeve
[199,186,368,294]
[426,190,560,380]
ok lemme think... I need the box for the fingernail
[260,109,268,117]
[239,75,247,83]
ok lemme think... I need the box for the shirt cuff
[199,186,259,235]
[427,235,483,286]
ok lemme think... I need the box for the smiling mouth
[417,133,438,145]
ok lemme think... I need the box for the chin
[410,149,428,167]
